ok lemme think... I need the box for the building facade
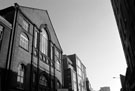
[86,77,93,91]
[0,3,63,91]
[120,74,126,91]
[62,55,77,91]
[111,0,135,90]
[68,54,87,91]
[99,87,110,91]
[0,15,12,91]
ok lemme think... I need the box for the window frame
[20,33,29,51]
[0,25,4,50]
[40,28,48,56]
[39,75,48,87]
[50,43,54,60]
[34,28,38,48]
[77,67,82,76]
[0,25,3,40]
[32,72,36,84]
[17,64,25,88]
[77,58,81,68]
[22,19,29,32]
[55,48,61,71]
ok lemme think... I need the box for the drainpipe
[30,25,35,91]
[36,28,41,91]
[6,3,18,71]
[54,45,56,91]
[5,3,18,91]
[49,40,52,91]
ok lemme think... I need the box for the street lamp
[113,77,120,79]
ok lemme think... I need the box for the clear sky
[0,0,127,91]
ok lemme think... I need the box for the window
[57,81,61,88]
[73,81,77,91]
[22,19,29,31]
[73,72,76,82]
[39,75,47,87]
[77,67,82,76]
[0,25,3,40]
[33,72,36,83]
[20,33,29,50]
[55,49,60,58]
[50,60,54,67]
[72,72,77,91]
[82,72,85,80]
[51,43,54,60]
[34,29,38,48]
[17,64,25,88]
[77,58,81,68]
[55,48,61,70]
[0,25,3,49]
[40,28,48,55]
[56,60,60,70]
[78,76,82,91]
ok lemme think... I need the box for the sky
[0,0,127,91]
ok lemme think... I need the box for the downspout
[45,24,52,91]
[4,4,18,90]
[6,3,18,71]
[30,25,35,91]
[4,3,18,91]
[61,51,63,88]
[49,40,52,91]
[36,29,41,91]
[53,45,56,91]
[15,5,42,91]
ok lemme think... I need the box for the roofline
[45,10,63,53]
[14,3,63,53]
[0,16,12,28]
[16,3,47,12]
[68,53,86,68]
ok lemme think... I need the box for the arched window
[57,81,61,88]
[39,75,47,87]
[33,72,36,83]
[17,64,25,88]
[40,28,48,55]
[20,33,29,50]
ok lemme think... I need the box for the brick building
[111,0,135,90]
[62,55,77,91]
[0,15,12,91]
[0,3,63,91]
[64,54,87,91]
